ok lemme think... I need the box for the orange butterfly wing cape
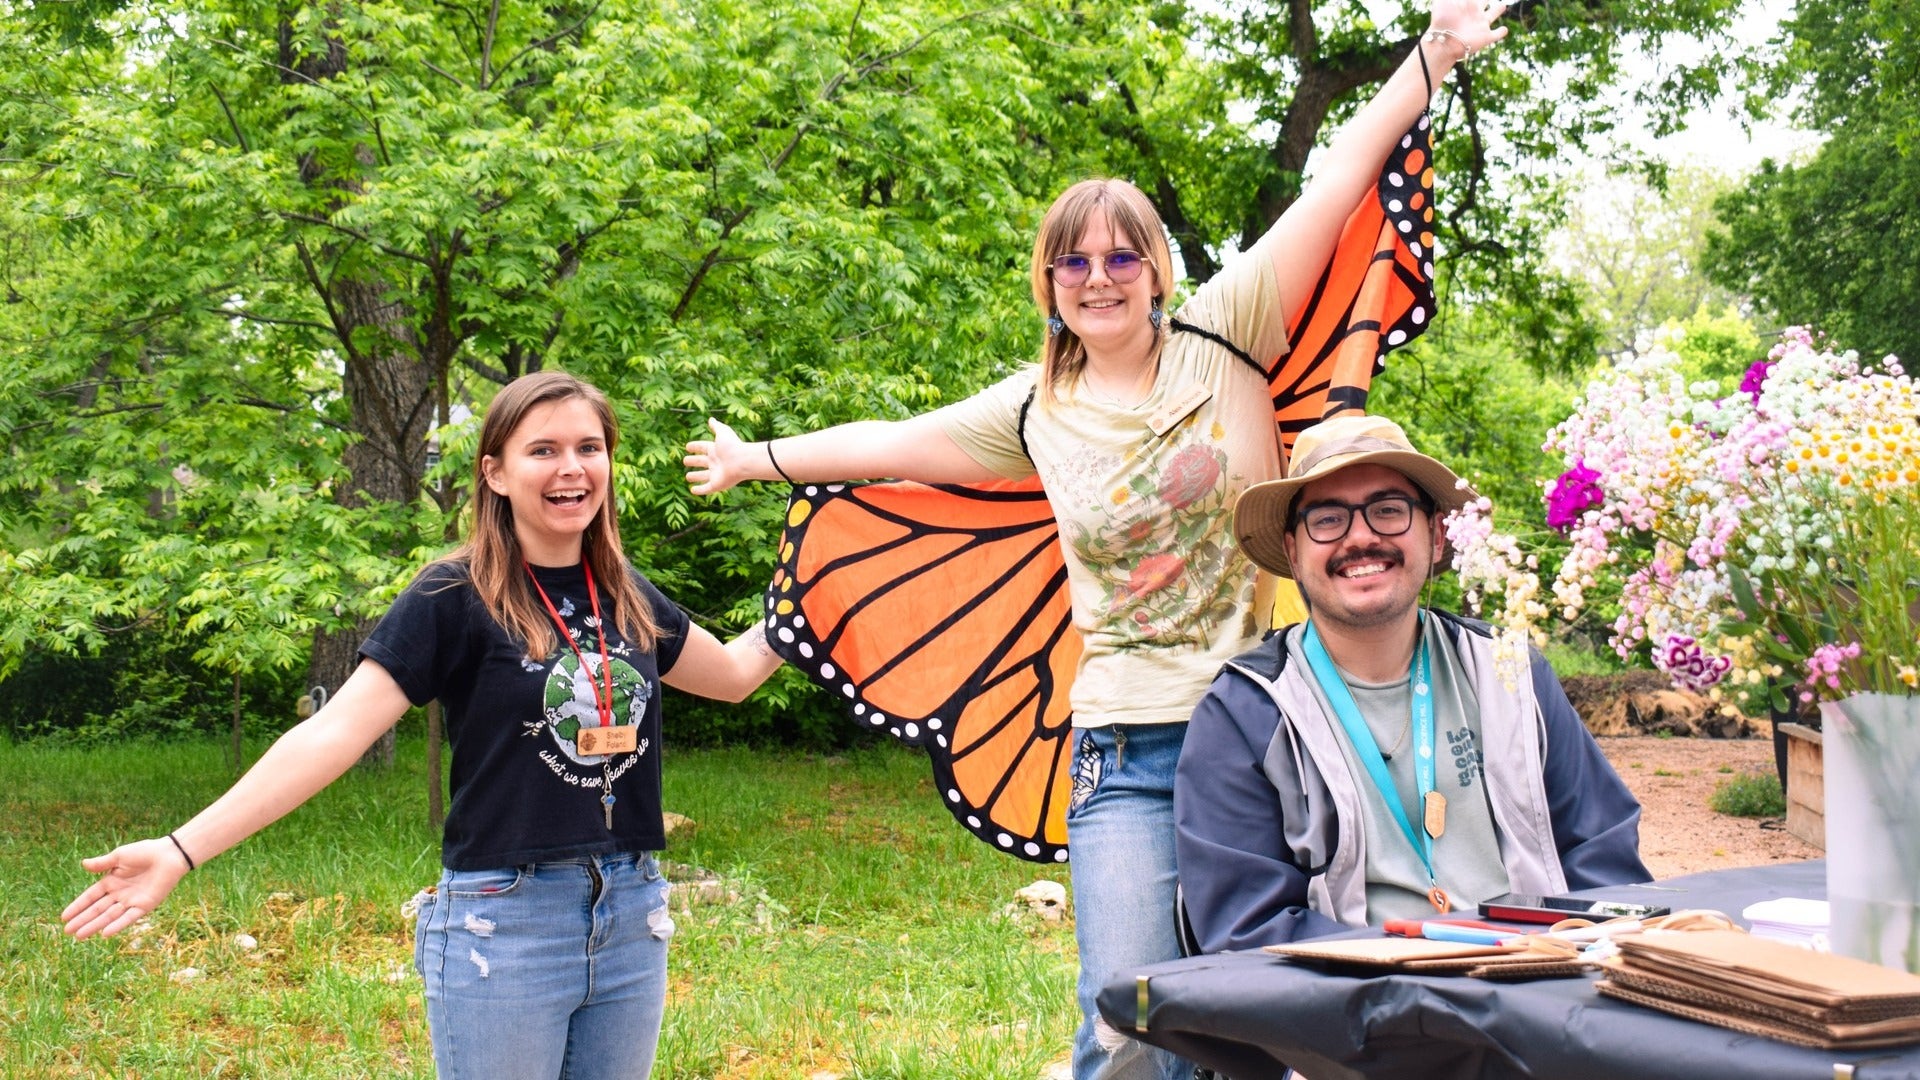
[763,116,1440,863]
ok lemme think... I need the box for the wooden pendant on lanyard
[527,561,632,829]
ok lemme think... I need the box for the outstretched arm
[61,659,412,939]
[684,414,999,496]
[661,622,784,703]
[1263,0,1508,314]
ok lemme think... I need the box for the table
[1097,861,1920,1080]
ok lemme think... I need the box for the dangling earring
[1148,296,1164,331]
[1047,309,1065,337]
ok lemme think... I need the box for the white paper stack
[1742,897,1831,948]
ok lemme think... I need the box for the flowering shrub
[1447,327,1920,715]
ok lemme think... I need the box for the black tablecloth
[1097,861,1920,1080]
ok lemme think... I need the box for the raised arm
[685,413,999,496]
[1264,0,1508,314]
[61,659,412,939]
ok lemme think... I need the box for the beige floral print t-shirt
[934,238,1290,727]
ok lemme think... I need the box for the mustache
[1327,546,1403,575]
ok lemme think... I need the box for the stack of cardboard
[1268,936,1588,981]
[1597,929,1920,1049]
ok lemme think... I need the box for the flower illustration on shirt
[1158,444,1223,508]
[1068,437,1250,644]
[1124,552,1187,600]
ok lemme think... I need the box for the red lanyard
[525,560,614,729]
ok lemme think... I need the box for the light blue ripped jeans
[411,851,673,1080]
[1068,723,1197,1080]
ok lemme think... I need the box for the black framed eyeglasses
[1047,249,1145,288]
[1295,494,1430,543]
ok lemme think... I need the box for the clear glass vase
[1821,692,1920,973]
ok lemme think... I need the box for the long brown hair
[438,370,659,659]
[1028,178,1176,408]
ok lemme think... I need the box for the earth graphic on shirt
[541,651,649,766]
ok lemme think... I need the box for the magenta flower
[1739,358,1775,403]
[1654,634,1733,693]
[1544,460,1605,531]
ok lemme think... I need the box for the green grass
[2,737,1077,1078]
[1708,771,1788,818]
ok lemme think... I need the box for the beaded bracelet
[1422,27,1475,61]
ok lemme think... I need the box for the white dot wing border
[762,479,1077,864]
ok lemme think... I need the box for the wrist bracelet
[167,832,197,871]
[766,440,796,484]
[1422,27,1474,61]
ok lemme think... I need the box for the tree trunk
[427,698,446,828]
[308,617,387,765]
[279,11,447,771]
[308,279,436,770]
[231,672,244,776]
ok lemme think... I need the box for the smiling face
[480,396,611,567]
[1282,463,1442,635]
[1052,210,1160,362]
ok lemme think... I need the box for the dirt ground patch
[1597,735,1820,879]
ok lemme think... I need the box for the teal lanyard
[1303,618,1437,887]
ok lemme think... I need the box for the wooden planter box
[1781,722,1824,850]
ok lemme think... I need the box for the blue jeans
[412,851,674,1080]
[1068,724,1196,1080]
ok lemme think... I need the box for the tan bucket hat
[1235,414,1476,578]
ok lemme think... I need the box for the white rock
[234,933,258,951]
[169,967,202,984]
[1012,880,1069,922]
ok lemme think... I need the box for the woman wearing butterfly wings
[686,4,1506,1077]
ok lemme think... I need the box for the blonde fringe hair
[1028,178,1177,409]
[433,370,659,660]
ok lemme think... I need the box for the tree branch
[481,0,502,89]
[1249,35,1407,243]
[208,83,251,153]
[213,308,337,334]
[1112,79,1220,282]
[494,2,604,86]
[279,211,433,267]
[458,354,514,384]
[670,3,1014,320]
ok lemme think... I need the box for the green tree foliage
[0,0,1124,746]
[1705,133,1920,368]
[1373,310,1583,525]
[1704,0,1920,368]
[0,0,1751,745]
[1552,166,1746,360]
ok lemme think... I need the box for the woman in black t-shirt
[61,371,782,1080]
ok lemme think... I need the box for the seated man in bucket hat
[1175,414,1650,952]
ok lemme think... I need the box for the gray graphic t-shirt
[1303,616,1511,923]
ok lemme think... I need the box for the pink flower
[1545,460,1604,531]
[1124,553,1186,599]
[1653,634,1733,693]
[1739,358,1776,403]
[1800,641,1863,699]
[1158,446,1222,509]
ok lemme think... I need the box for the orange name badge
[1146,382,1214,437]
[576,724,638,756]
